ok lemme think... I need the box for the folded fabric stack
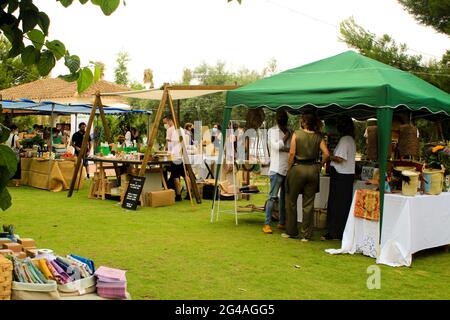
[10,257,49,284]
[9,254,95,285]
[94,266,127,299]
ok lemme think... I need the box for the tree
[91,60,105,80]
[0,36,40,90]
[0,0,124,95]
[397,0,450,35]
[181,68,193,85]
[114,51,130,86]
[143,68,154,88]
[339,17,449,92]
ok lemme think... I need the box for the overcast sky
[35,0,450,87]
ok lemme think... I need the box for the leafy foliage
[114,51,130,86]
[398,0,450,35]
[0,0,124,93]
[0,105,17,211]
[0,36,40,90]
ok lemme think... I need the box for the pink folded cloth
[97,281,127,289]
[95,266,126,282]
[97,287,127,299]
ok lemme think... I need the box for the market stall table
[87,156,174,202]
[326,191,450,267]
[20,158,85,192]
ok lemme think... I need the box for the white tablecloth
[326,192,450,267]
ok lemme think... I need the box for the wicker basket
[398,125,419,157]
[0,255,13,300]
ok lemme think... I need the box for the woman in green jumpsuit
[284,111,330,241]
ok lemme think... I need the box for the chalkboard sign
[122,175,146,210]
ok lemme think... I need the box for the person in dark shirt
[71,122,91,178]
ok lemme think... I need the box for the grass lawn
[4,183,450,300]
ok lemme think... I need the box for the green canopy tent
[213,50,450,239]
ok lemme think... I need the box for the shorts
[168,163,185,180]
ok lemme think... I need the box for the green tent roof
[226,50,450,119]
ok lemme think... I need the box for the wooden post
[167,91,201,204]
[139,85,169,177]
[68,95,98,197]
[97,93,122,184]
[177,100,181,128]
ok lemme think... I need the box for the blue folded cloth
[69,254,95,274]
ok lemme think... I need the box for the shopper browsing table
[283,111,330,242]
[322,116,356,241]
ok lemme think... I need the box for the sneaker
[277,224,286,230]
[300,238,309,242]
[175,194,182,202]
[281,233,297,239]
[262,225,273,234]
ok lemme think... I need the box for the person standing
[322,116,356,240]
[263,110,291,234]
[4,125,21,186]
[163,114,187,201]
[71,122,91,179]
[124,125,133,147]
[283,111,330,241]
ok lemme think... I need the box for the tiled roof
[0,78,130,101]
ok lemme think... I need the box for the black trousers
[326,167,354,239]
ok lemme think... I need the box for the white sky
[34,0,450,87]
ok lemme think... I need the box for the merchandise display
[0,231,130,300]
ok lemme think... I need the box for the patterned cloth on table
[354,189,380,221]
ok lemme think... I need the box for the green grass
[4,184,450,300]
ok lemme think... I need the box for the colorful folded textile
[46,259,67,284]
[37,259,55,281]
[354,189,380,221]
[69,254,95,274]
[95,266,127,299]
[50,260,71,284]
[97,287,128,299]
[65,255,92,277]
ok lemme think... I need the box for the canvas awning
[101,86,236,101]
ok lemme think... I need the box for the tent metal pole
[376,107,393,245]
[47,103,55,190]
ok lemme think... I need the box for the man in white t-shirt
[163,115,188,201]
[263,110,291,234]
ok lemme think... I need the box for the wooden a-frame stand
[68,91,121,197]
[68,85,239,205]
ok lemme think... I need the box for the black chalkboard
[122,175,146,210]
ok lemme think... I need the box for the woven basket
[398,125,419,157]
[0,255,13,300]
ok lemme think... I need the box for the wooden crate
[0,255,13,300]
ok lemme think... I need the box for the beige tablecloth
[21,158,85,192]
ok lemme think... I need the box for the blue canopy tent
[1,100,151,115]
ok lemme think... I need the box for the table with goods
[0,226,130,300]
[88,144,177,208]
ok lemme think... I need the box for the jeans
[264,173,286,225]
